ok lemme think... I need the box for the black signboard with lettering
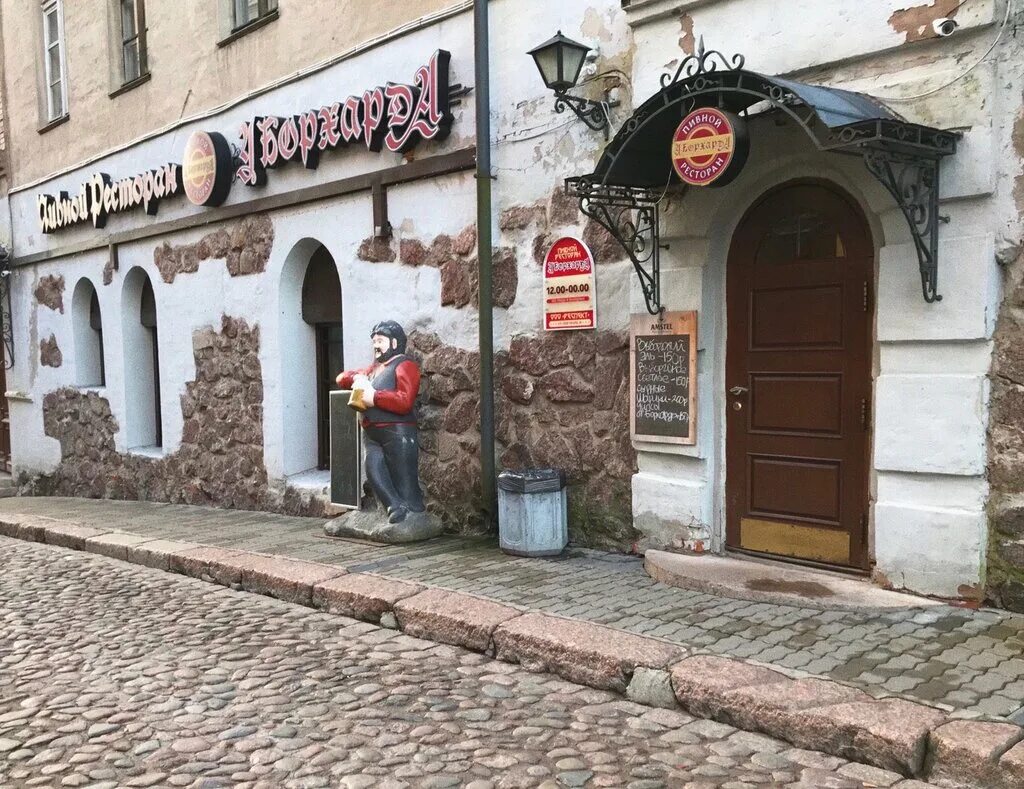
[630,311,697,445]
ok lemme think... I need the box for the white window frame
[41,0,68,122]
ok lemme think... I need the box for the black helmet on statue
[370,320,407,356]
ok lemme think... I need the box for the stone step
[0,488,16,498]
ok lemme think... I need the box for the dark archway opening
[301,245,343,470]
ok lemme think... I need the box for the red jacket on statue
[336,355,420,427]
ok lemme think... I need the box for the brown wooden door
[726,181,873,570]
[0,347,10,473]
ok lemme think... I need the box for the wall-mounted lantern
[528,31,612,138]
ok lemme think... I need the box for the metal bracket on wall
[566,177,662,315]
[863,150,946,303]
[0,247,13,369]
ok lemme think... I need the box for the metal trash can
[497,469,568,557]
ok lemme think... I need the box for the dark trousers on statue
[363,424,425,514]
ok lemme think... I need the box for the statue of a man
[335,320,426,524]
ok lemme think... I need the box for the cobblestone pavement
[3,498,1024,724]
[0,538,949,789]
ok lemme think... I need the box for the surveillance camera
[932,17,958,37]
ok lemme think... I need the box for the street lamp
[528,31,611,137]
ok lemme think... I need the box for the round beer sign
[183,131,233,207]
[670,108,749,188]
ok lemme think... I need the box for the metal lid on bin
[498,468,566,494]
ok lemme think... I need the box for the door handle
[729,386,749,396]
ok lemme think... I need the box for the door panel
[726,182,873,570]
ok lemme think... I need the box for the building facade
[2,0,1023,610]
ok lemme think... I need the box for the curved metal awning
[567,42,960,313]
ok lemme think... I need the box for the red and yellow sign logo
[543,237,596,331]
[671,108,747,187]
[183,131,233,207]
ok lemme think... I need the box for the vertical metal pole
[474,0,496,529]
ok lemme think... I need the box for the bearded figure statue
[324,320,441,542]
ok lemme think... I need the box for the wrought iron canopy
[568,41,960,312]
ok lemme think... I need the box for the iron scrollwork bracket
[0,247,13,369]
[863,150,945,303]
[661,36,746,88]
[566,178,662,315]
[553,91,610,138]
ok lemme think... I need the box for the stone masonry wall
[28,316,326,517]
[987,246,1024,613]
[407,328,637,549]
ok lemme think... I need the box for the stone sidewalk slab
[494,612,684,693]
[395,587,521,653]
[1,497,1023,786]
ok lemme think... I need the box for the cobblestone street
[4,498,1022,723]
[0,537,946,789]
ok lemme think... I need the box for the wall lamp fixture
[528,31,613,138]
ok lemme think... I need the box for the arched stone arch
[122,267,161,450]
[71,277,104,387]
[278,238,343,476]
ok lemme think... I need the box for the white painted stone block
[942,127,995,201]
[877,235,997,342]
[874,374,987,475]
[631,469,708,550]
[874,502,986,599]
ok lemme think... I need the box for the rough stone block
[127,539,201,571]
[670,656,788,718]
[626,667,678,709]
[493,613,683,693]
[997,736,1024,788]
[0,518,46,542]
[312,573,424,623]
[719,677,870,738]
[395,588,521,653]
[928,720,1023,788]
[795,698,946,776]
[238,554,345,606]
[43,523,110,551]
[84,531,154,561]
[168,546,247,586]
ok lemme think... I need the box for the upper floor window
[234,0,277,30]
[41,0,67,121]
[119,0,148,84]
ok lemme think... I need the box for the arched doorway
[122,268,162,450]
[725,180,873,570]
[301,245,343,470]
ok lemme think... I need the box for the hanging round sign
[670,108,749,188]
[183,131,234,207]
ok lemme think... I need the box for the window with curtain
[233,0,277,29]
[41,0,67,121]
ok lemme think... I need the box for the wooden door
[726,181,873,570]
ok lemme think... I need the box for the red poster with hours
[544,237,596,331]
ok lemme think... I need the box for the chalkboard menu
[630,311,697,445]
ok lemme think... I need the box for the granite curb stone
[4,516,1023,786]
[126,539,201,571]
[394,587,521,653]
[0,516,47,542]
[928,719,1024,789]
[312,573,425,623]
[998,738,1024,787]
[83,530,157,561]
[168,546,248,586]
[493,612,685,693]
[236,553,347,606]
[42,522,112,550]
